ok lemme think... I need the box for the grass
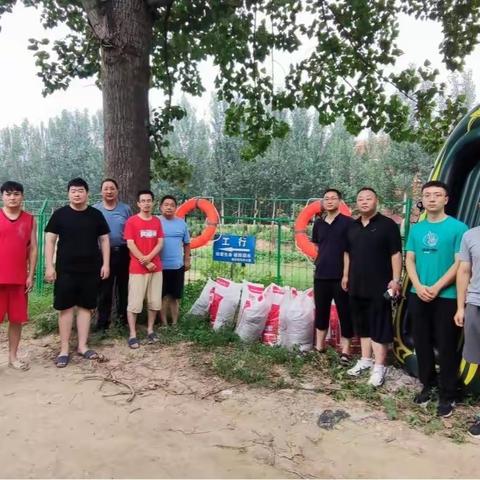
[28,279,478,443]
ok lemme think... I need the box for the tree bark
[84,0,154,207]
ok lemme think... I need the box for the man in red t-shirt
[124,190,164,348]
[0,181,37,371]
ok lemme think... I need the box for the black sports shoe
[437,399,455,418]
[413,387,433,405]
[468,420,480,439]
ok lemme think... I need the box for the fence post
[34,199,48,294]
[276,221,282,285]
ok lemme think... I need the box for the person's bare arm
[99,234,110,279]
[341,252,349,291]
[454,260,471,327]
[145,238,163,262]
[427,255,461,299]
[388,251,403,296]
[405,251,434,302]
[127,239,146,262]
[26,218,38,292]
[44,232,58,282]
[184,243,191,271]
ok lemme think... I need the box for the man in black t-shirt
[45,178,110,368]
[311,188,354,364]
[344,187,402,387]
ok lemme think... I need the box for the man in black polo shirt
[312,188,354,364]
[344,187,402,387]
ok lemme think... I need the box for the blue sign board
[213,234,256,264]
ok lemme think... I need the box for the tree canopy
[0,0,479,198]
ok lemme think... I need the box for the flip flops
[55,354,70,368]
[78,349,105,361]
[147,332,159,344]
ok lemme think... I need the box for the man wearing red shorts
[0,181,37,371]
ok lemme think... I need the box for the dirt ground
[1,329,480,479]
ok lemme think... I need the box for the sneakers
[367,365,387,387]
[413,387,433,406]
[347,358,373,377]
[468,420,480,438]
[437,399,455,418]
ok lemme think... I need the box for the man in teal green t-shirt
[405,180,468,418]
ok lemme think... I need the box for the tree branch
[81,0,110,43]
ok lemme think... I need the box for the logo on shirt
[422,231,438,253]
[140,229,157,238]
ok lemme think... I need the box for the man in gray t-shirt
[455,226,480,438]
[93,179,132,331]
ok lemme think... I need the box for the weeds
[28,280,477,443]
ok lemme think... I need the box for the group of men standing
[0,177,190,368]
[312,181,479,436]
[2,177,480,436]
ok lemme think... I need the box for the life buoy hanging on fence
[294,200,352,258]
[176,198,219,249]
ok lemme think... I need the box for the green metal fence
[28,197,415,294]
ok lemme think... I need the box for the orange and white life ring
[294,200,352,258]
[176,198,219,249]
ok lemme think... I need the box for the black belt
[111,245,127,252]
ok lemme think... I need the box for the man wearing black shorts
[45,178,110,367]
[344,187,402,387]
[311,188,354,365]
[158,195,191,325]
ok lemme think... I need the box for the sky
[0,4,479,129]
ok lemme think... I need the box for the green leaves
[1,0,479,169]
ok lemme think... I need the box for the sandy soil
[1,329,480,479]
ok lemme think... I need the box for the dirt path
[1,332,480,479]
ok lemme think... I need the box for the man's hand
[25,275,34,293]
[45,266,56,283]
[416,285,435,302]
[387,279,401,297]
[425,284,440,300]
[100,264,110,280]
[341,275,348,292]
[146,262,156,272]
[454,308,465,327]
[184,258,191,272]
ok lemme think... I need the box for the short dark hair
[1,181,24,194]
[356,187,377,197]
[101,178,119,189]
[67,177,89,192]
[421,180,449,196]
[160,195,177,206]
[137,189,154,201]
[323,188,342,199]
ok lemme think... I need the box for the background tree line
[0,72,475,205]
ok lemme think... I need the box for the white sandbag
[236,288,271,343]
[279,288,315,352]
[209,277,242,330]
[188,278,216,316]
[239,281,264,313]
[261,283,286,346]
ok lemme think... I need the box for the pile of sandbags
[189,278,319,351]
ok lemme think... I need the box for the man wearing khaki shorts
[124,190,164,348]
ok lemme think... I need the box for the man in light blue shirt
[158,195,191,325]
[94,178,132,331]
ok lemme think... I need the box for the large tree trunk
[84,0,154,207]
